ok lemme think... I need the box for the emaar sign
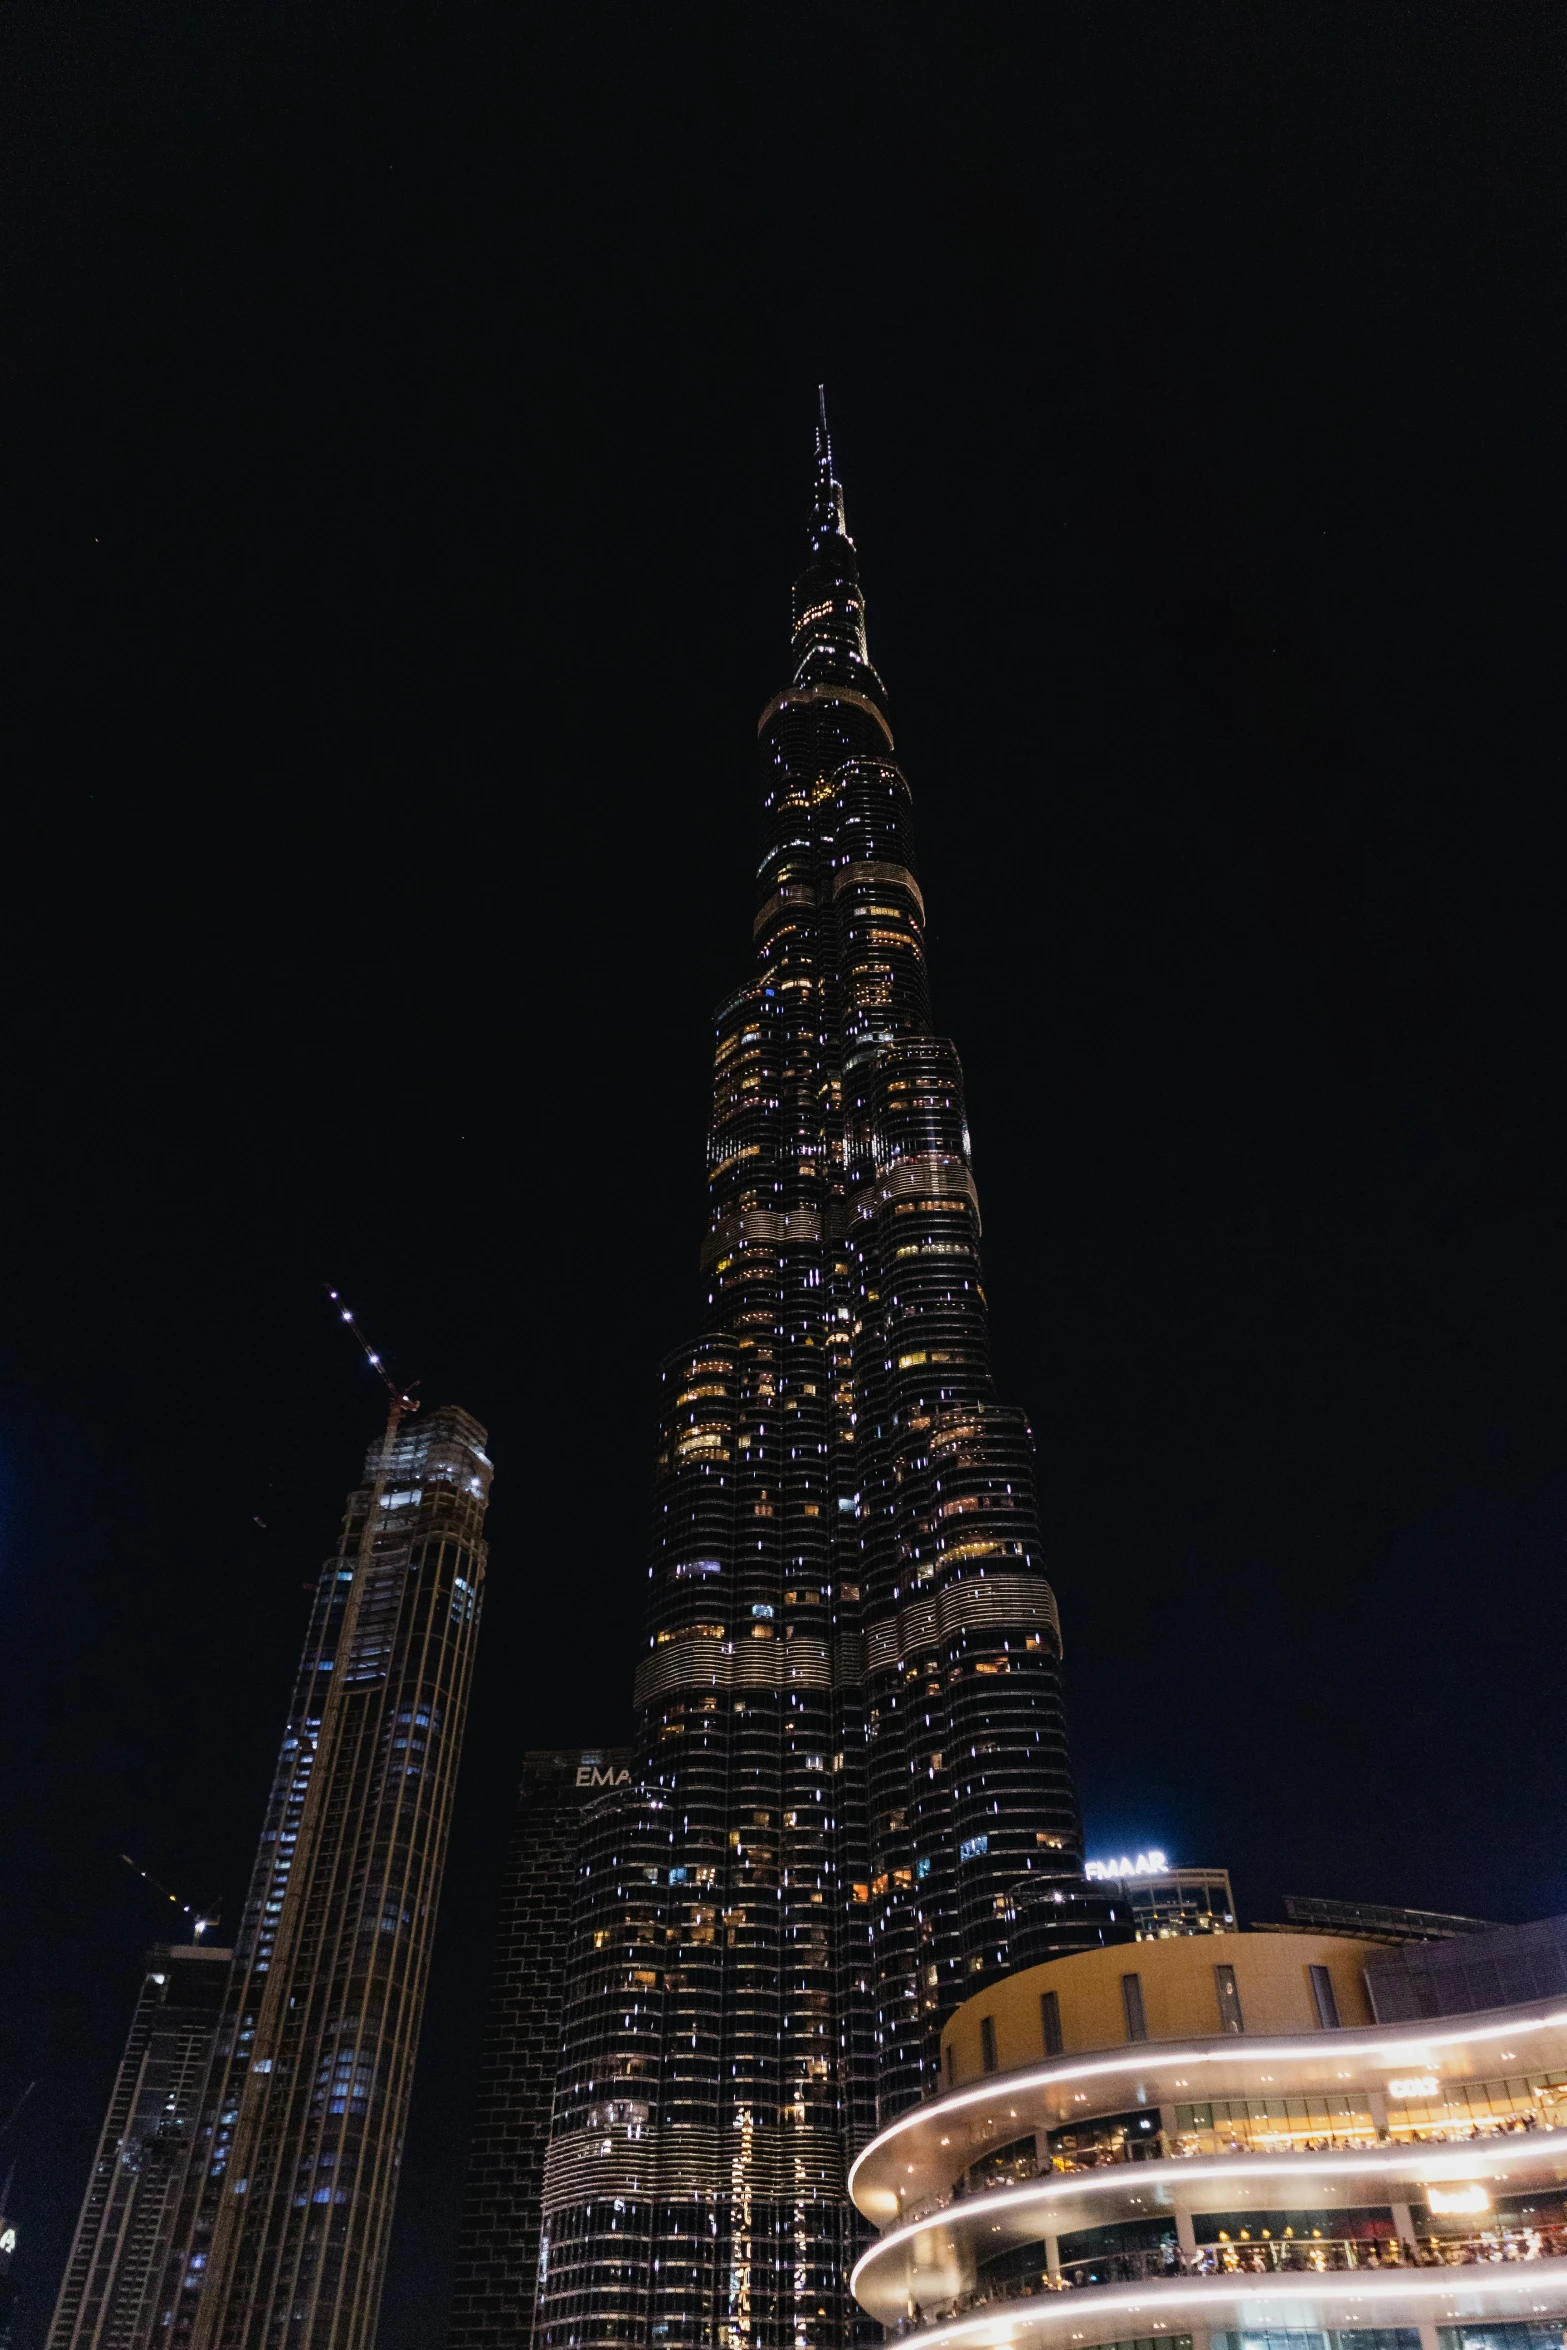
[576,1765,632,1788]
[1085,1849,1168,1881]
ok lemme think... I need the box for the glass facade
[853,1940,1567,2346]
[1122,1869,1236,1938]
[1169,2069,1567,2157]
[1437,2330,1567,2350]
[58,1404,494,2350]
[449,1749,632,2350]
[48,1946,233,2350]
[1173,2095,1380,2155]
[534,400,1082,2350]
[1210,2335,1424,2350]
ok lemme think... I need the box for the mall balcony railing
[1061,2227,1567,2284]
[895,2109,1557,2223]
[883,2224,1567,2335]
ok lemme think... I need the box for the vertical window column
[1307,1963,1340,2029]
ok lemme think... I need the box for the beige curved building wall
[941,1931,1383,2084]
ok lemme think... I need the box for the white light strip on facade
[856,2254,1567,2348]
[850,2128,1567,2290]
[847,2005,1567,2198]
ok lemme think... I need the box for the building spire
[810,382,849,547]
[792,382,885,707]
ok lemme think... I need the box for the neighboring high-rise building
[49,1942,233,2350]
[448,1749,632,2350]
[533,400,1082,2350]
[1092,1866,1236,1939]
[168,1402,493,2350]
[1011,1855,1238,1964]
[1007,1882,1134,1970]
[1122,1866,1235,1937]
[1,2182,18,2350]
[52,1401,493,2350]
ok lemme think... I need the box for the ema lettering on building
[576,1766,633,1788]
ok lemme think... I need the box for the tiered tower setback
[533,400,1082,2350]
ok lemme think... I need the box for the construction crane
[0,2083,34,2148]
[118,1855,220,1941]
[117,1300,410,1957]
[325,1288,419,1417]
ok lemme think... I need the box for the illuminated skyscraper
[448,1749,632,2350]
[533,400,1082,2350]
[53,1403,492,2350]
[49,1942,233,2350]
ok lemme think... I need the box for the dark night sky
[3,5,1564,2344]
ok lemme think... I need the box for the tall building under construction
[526,401,1083,2349]
[48,1942,233,2350]
[50,1401,493,2350]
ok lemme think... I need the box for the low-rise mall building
[851,1920,1567,2350]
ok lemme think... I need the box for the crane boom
[119,1854,218,1938]
[325,1289,419,1412]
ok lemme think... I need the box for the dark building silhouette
[532,399,1083,2350]
[1277,1892,1500,1944]
[0,2186,14,2350]
[1367,1914,1567,2021]
[49,1943,232,2350]
[52,1403,492,2350]
[449,1749,632,2350]
[1008,1886,1133,1971]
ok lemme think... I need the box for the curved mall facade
[850,1934,1567,2350]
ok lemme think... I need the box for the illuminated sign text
[1086,1850,1169,1881]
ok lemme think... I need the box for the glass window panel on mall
[1195,2208,1397,2247]
[1216,1961,1245,2033]
[1057,2216,1180,2265]
[1176,2095,1377,2152]
[1211,2334,1421,2350]
[1439,2328,1567,2350]
[1386,2070,1567,2136]
[964,2134,1036,2193]
[1309,1962,1341,2028]
[1050,2106,1165,2165]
